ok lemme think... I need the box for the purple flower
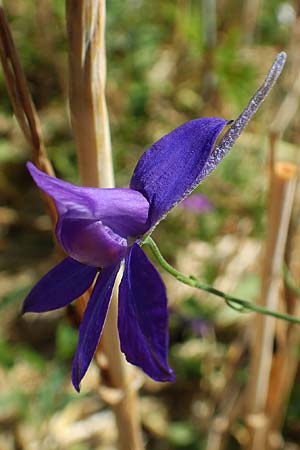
[24,118,227,391]
[22,46,285,391]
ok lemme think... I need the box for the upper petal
[130,118,227,228]
[72,263,120,392]
[27,162,149,237]
[22,257,97,313]
[118,243,175,382]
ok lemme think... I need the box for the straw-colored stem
[266,324,300,434]
[245,162,297,450]
[66,0,113,188]
[0,4,56,223]
[263,63,300,444]
[265,179,300,445]
[66,2,144,449]
[248,51,300,446]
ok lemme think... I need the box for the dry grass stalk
[245,162,297,450]
[65,2,144,449]
[266,324,300,447]
[262,61,300,449]
[0,4,56,223]
[264,178,300,449]
[66,0,113,188]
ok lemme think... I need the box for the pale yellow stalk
[65,2,144,449]
[245,162,297,450]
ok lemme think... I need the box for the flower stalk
[142,236,300,325]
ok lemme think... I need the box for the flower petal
[22,257,97,313]
[72,263,120,392]
[118,243,175,382]
[58,217,127,268]
[130,118,227,228]
[27,162,149,237]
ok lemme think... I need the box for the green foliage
[0,340,15,368]
[215,30,257,112]
[168,422,200,449]
[259,0,293,45]
[55,322,78,361]
[34,366,70,418]
[180,297,219,322]
[0,286,30,311]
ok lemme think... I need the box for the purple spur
[23,52,286,391]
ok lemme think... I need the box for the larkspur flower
[22,52,286,392]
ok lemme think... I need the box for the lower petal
[22,257,97,313]
[118,243,175,382]
[72,263,120,392]
[58,216,127,268]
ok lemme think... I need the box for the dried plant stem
[245,162,297,450]
[0,4,56,223]
[66,0,113,188]
[266,321,300,446]
[265,179,300,448]
[263,61,300,449]
[66,2,144,449]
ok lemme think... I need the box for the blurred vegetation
[1,1,300,449]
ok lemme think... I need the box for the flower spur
[23,52,286,392]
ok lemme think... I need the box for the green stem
[142,237,300,325]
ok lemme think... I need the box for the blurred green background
[0,1,300,449]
